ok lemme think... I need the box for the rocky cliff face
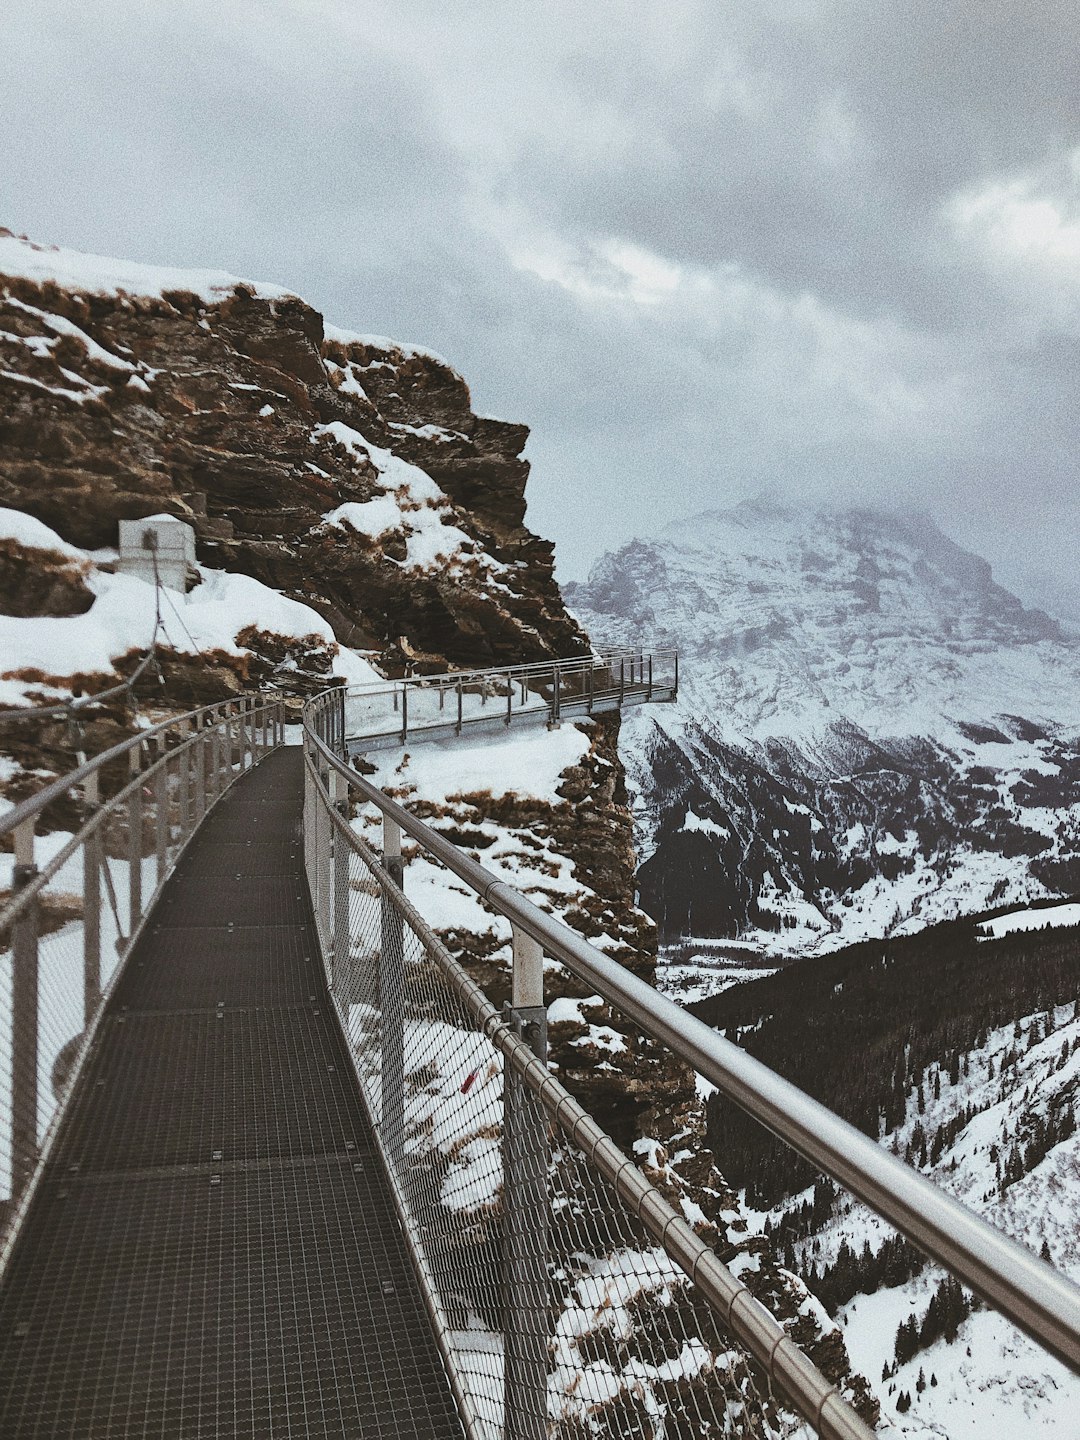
[0,229,583,692]
[0,235,876,1429]
[567,501,1080,981]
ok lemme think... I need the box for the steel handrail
[336,647,678,695]
[305,751,875,1440]
[304,713,1080,1375]
[0,694,275,840]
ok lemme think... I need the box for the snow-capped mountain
[566,501,1080,969]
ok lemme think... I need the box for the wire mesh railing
[304,680,1080,1437]
[0,693,285,1268]
[302,732,875,1440]
[329,648,678,753]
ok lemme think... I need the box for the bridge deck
[0,748,464,1439]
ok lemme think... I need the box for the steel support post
[335,687,346,756]
[401,685,409,745]
[619,657,625,706]
[154,760,168,888]
[237,699,247,772]
[647,654,653,700]
[504,924,548,1440]
[83,772,101,1024]
[206,715,218,802]
[224,704,235,783]
[127,747,143,935]
[457,679,463,735]
[194,725,207,824]
[380,815,405,1166]
[553,665,561,723]
[178,722,191,836]
[11,822,40,1206]
[330,770,350,994]
[506,672,513,727]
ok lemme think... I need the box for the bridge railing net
[0,696,284,1263]
[305,751,820,1440]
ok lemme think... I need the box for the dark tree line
[691,913,1080,1208]
[802,1234,925,1315]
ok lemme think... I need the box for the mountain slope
[690,906,1080,1436]
[566,501,1080,967]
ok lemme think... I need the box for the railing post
[330,770,349,991]
[619,656,625,706]
[457,678,463,735]
[128,745,143,935]
[11,820,40,1207]
[673,651,679,699]
[506,671,513,727]
[553,664,561,723]
[380,815,405,1165]
[83,772,101,1024]
[178,721,192,835]
[207,712,219,801]
[336,687,346,755]
[587,662,594,715]
[239,697,248,771]
[647,653,653,701]
[154,753,168,888]
[504,924,548,1440]
[195,720,207,823]
[401,685,409,745]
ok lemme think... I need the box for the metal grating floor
[0,748,465,1439]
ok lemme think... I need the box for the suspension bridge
[0,650,1076,1439]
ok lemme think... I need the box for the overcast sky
[5,1,1080,612]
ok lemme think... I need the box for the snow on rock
[321,322,461,376]
[0,230,294,304]
[0,511,380,705]
[0,505,87,561]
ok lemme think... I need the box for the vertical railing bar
[83,771,101,1025]
[10,820,39,1210]
[154,758,168,890]
[504,925,548,1440]
[127,744,143,937]
[380,814,405,1164]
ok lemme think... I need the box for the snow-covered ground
[0,507,387,713]
[747,1001,1080,1436]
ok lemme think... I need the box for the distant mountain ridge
[566,501,1080,962]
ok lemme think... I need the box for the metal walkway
[0,748,464,1439]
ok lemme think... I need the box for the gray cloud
[4,0,1080,615]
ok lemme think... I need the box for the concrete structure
[117,514,196,592]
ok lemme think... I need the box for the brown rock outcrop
[0,231,586,677]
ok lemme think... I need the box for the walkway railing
[0,693,285,1267]
[327,647,678,755]
[305,682,1080,1439]
[303,697,875,1440]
